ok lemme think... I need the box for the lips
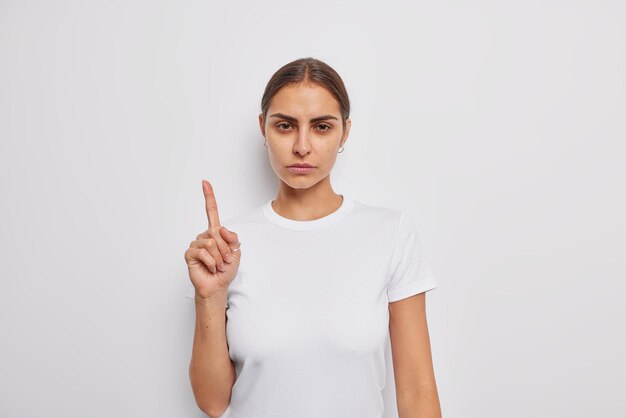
[287,164,315,174]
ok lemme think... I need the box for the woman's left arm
[389,292,442,418]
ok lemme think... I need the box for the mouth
[286,165,316,174]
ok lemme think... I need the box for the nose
[293,130,311,156]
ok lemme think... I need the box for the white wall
[1,1,624,417]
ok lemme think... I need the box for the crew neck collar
[262,195,354,231]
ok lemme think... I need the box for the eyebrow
[269,113,339,123]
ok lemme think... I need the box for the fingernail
[225,253,233,263]
[218,263,226,272]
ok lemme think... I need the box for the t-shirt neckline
[262,195,354,231]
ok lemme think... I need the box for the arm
[189,290,235,417]
[389,292,442,418]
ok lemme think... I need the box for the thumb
[220,225,237,243]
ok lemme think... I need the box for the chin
[278,173,322,189]
[282,180,317,189]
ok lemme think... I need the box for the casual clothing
[185,195,438,417]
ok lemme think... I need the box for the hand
[184,180,242,299]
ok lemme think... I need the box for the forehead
[269,83,341,117]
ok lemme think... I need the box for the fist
[184,180,242,299]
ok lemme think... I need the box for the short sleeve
[387,211,438,302]
[184,283,229,309]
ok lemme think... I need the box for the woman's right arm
[186,180,242,417]
[189,290,234,418]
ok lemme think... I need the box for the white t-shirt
[185,195,438,417]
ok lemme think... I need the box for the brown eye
[317,124,331,132]
[277,122,291,131]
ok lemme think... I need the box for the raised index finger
[202,180,221,229]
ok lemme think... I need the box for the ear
[258,113,266,138]
[340,118,351,147]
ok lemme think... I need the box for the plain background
[1,0,624,417]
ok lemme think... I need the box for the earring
[264,142,268,148]
[337,146,344,153]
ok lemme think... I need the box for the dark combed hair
[260,57,351,133]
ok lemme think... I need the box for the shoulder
[348,198,404,230]
[352,200,403,222]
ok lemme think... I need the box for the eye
[276,122,292,131]
[316,123,331,132]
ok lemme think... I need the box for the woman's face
[259,82,351,190]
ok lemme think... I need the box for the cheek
[314,150,339,172]
[321,143,340,158]
[266,143,293,168]
[268,143,293,160]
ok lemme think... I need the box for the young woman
[184,57,442,418]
